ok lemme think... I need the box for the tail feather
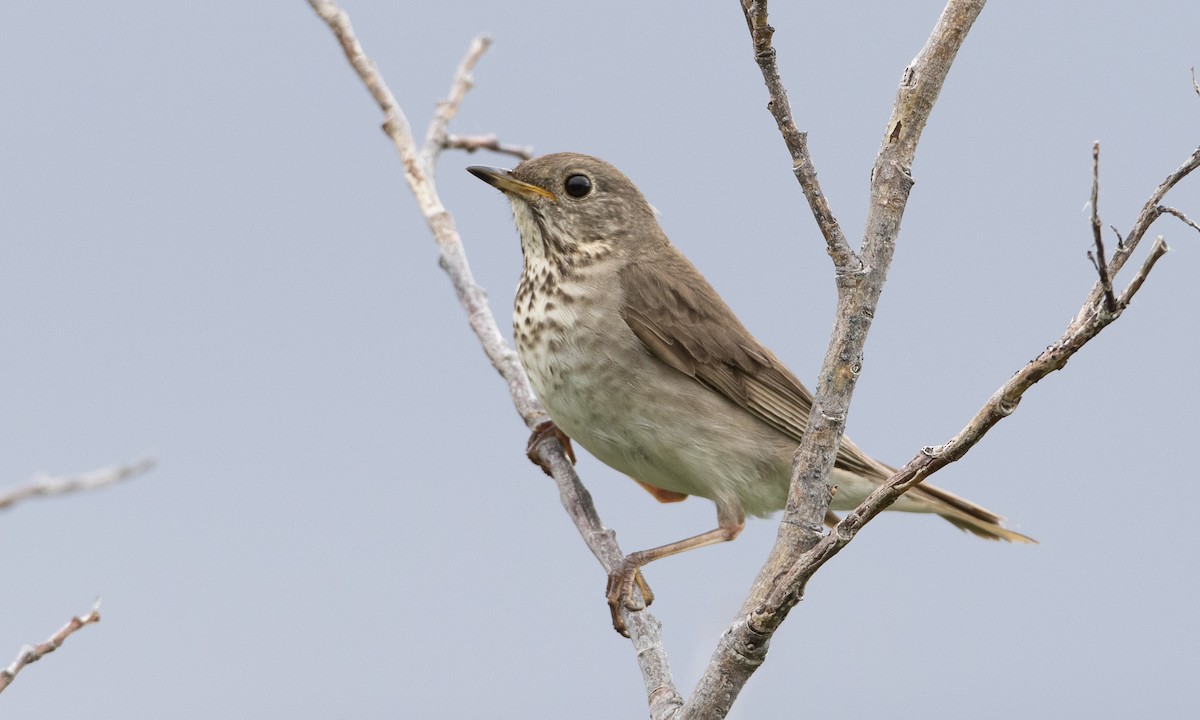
[824,470,1035,543]
[911,482,1036,543]
[843,441,1035,543]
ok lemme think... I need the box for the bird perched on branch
[470,152,1032,635]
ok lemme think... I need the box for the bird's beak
[467,166,557,203]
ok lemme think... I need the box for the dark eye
[564,174,592,198]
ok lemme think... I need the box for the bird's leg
[606,504,745,636]
[526,420,576,475]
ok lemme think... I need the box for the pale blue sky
[2,2,1198,718]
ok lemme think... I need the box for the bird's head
[469,152,663,264]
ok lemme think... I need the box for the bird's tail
[823,478,1036,543]
[911,482,1036,543]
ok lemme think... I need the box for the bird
[468,152,1033,634]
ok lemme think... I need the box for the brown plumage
[469,153,1032,633]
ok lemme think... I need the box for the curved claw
[605,559,654,637]
[525,420,576,475]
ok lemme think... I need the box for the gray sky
[3,2,1198,718]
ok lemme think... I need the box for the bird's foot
[525,420,575,475]
[605,558,654,637]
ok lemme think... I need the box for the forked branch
[679,5,986,719]
[308,2,1197,719]
[307,1,682,711]
[682,2,1198,719]
[756,149,1193,615]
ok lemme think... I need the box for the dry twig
[306,1,682,710]
[1159,205,1200,235]
[689,2,1197,717]
[678,5,987,718]
[0,601,101,694]
[0,457,155,511]
[444,133,533,159]
[309,2,1198,718]
[1088,143,1118,312]
[741,0,853,269]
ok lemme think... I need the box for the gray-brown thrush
[469,153,1032,635]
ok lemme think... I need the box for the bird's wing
[618,251,887,482]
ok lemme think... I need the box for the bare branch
[679,4,988,718]
[1109,224,1125,248]
[773,0,983,589]
[420,35,492,171]
[1125,149,1200,252]
[1158,205,1200,235]
[307,0,682,705]
[752,141,1198,640]
[0,457,155,511]
[1106,202,1200,309]
[1192,66,1199,98]
[533,436,684,716]
[776,0,986,552]
[0,601,102,694]
[1119,236,1169,306]
[307,1,535,425]
[311,3,1195,719]
[444,133,533,160]
[740,0,854,269]
[1077,146,1200,321]
[1089,142,1118,312]
[306,1,403,138]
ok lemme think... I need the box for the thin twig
[0,457,155,511]
[1089,142,1118,312]
[420,36,493,171]
[739,0,855,271]
[307,1,536,425]
[445,133,533,160]
[1110,224,1125,248]
[1119,237,1169,306]
[1077,146,1200,322]
[1192,66,1199,98]
[0,601,102,694]
[307,0,681,707]
[1158,205,1200,235]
